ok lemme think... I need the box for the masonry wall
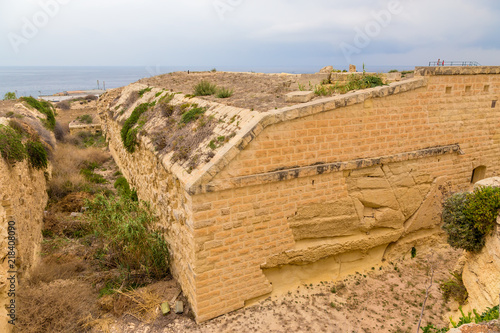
[99,69,500,323]
[100,107,199,315]
[0,159,48,332]
[190,72,500,321]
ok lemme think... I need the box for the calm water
[0,65,416,99]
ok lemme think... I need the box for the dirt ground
[106,243,462,333]
[138,71,315,111]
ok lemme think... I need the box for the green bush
[193,80,217,96]
[85,194,170,280]
[0,125,26,164]
[26,140,48,170]
[80,161,107,184]
[21,97,56,131]
[114,176,137,201]
[440,272,468,305]
[121,103,151,153]
[180,106,206,124]
[3,92,16,100]
[442,187,500,252]
[216,87,233,98]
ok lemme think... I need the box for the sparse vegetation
[121,102,152,153]
[442,186,500,252]
[180,106,207,124]
[193,80,217,96]
[313,73,385,96]
[76,114,93,124]
[114,176,138,201]
[138,87,152,97]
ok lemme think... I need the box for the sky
[1,0,499,70]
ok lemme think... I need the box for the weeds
[114,176,138,201]
[26,140,48,170]
[80,161,108,184]
[180,106,206,124]
[0,124,26,164]
[121,102,152,153]
[138,87,152,97]
[216,87,233,98]
[3,91,16,100]
[439,272,468,305]
[193,80,217,96]
[85,194,170,281]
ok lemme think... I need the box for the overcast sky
[1,0,499,69]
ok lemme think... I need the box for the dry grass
[113,289,163,324]
[17,279,98,333]
[48,143,110,199]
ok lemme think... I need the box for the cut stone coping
[415,66,500,76]
[182,77,426,194]
[285,91,315,103]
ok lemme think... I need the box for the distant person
[442,60,445,66]
[437,59,440,66]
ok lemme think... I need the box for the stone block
[285,91,315,104]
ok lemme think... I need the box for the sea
[0,65,416,99]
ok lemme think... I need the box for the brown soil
[138,71,310,111]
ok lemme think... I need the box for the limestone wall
[0,159,48,332]
[99,67,500,322]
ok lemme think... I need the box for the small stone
[70,212,82,217]
[174,301,184,314]
[161,301,170,315]
[285,91,315,103]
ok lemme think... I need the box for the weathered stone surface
[161,301,170,315]
[174,301,184,314]
[319,66,334,74]
[349,64,356,72]
[448,320,500,333]
[285,91,315,104]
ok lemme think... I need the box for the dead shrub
[17,279,98,333]
[54,121,66,141]
[57,100,71,110]
[28,257,88,285]
[113,289,162,323]
[48,144,110,199]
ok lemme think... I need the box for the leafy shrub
[3,92,16,100]
[21,97,56,131]
[193,80,217,96]
[121,103,151,153]
[216,87,233,98]
[440,272,468,305]
[420,324,448,333]
[0,125,26,164]
[26,140,48,170]
[442,187,500,252]
[85,194,170,280]
[180,106,206,124]
[76,114,93,124]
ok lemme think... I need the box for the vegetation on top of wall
[0,124,26,164]
[138,87,152,97]
[21,96,56,131]
[26,140,48,170]
[76,114,93,124]
[120,102,154,153]
[313,73,385,96]
[180,105,207,124]
[3,92,17,100]
[442,186,500,252]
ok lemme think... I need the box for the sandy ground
[106,243,462,333]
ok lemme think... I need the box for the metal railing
[428,61,481,67]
